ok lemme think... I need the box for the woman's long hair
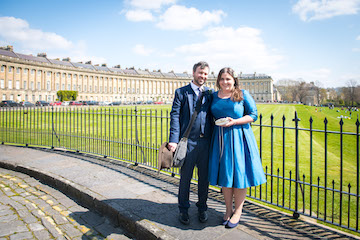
[216,67,243,102]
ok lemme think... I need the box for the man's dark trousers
[178,137,210,214]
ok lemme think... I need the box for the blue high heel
[225,220,239,228]
[222,219,229,225]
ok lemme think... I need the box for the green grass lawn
[0,103,358,232]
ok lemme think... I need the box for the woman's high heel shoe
[225,220,239,228]
[222,219,229,225]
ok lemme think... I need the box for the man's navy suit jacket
[169,84,213,144]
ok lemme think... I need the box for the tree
[327,88,337,101]
[297,81,308,103]
[57,91,78,101]
[343,80,358,106]
[313,81,323,105]
[319,88,327,104]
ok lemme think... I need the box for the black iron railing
[0,106,359,233]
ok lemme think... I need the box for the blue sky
[0,0,359,88]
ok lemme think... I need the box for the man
[168,61,213,225]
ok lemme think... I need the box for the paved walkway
[0,145,358,240]
[0,168,131,240]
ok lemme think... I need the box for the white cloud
[357,35,360,40]
[156,5,226,31]
[292,0,360,22]
[174,26,284,73]
[0,16,73,50]
[133,44,155,56]
[128,0,176,10]
[125,9,154,21]
[0,17,108,65]
[352,47,360,52]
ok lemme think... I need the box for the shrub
[57,91,78,101]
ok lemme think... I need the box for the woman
[208,67,266,228]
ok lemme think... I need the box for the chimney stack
[37,53,47,58]
[0,45,14,51]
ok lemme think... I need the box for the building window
[9,67,12,73]
[62,84,65,90]
[2,94,5,100]
[16,80,20,90]
[56,73,60,78]
[37,82,41,90]
[31,69,35,75]
[56,83,59,91]
[114,87,116,93]
[104,86,107,93]
[39,95,42,101]
[8,80,12,89]
[67,84,70,90]
[84,85,87,92]
[1,66,4,72]
[16,68,20,74]
[47,71,51,77]
[62,73,66,78]
[24,81,27,90]
[47,81,50,91]
[24,68,28,74]
[89,86,92,92]
[31,82,34,90]
[10,94,14,100]
[78,85,81,91]
[73,84,76,90]
[37,70,41,76]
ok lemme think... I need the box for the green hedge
[57,91,78,101]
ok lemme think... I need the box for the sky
[0,0,360,88]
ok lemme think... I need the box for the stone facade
[0,46,275,103]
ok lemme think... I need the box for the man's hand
[168,142,178,152]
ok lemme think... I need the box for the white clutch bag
[215,118,230,126]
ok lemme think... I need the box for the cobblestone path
[0,168,132,240]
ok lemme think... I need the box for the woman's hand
[221,115,254,127]
[222,117,236,127]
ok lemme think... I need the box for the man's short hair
[193,61,209,73]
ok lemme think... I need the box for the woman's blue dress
[208,90,266,188]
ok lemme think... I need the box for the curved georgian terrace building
[0,46,277,103]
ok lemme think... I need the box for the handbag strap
[182,91,205,139]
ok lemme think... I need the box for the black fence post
[135,106,138,166]
[259,114,263,200]
[51,106,54,149]
[356,118,359,231]
[293,111,301,219]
